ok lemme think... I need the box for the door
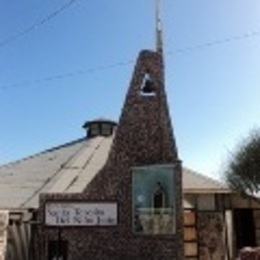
[233,209,256,250]
[48,240,67,260]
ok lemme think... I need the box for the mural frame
[132,164,176,235]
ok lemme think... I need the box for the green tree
[224,129,260,196]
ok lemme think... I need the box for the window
[101,124,112,136]
[89,123,99,137]
[48,240,68,260]
[197,194,215,210]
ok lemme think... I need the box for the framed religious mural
[132,164,175,234]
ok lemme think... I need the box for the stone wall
[197,212,225,260]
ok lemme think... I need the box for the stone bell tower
[83,0,184,258]
[38,1,184,259]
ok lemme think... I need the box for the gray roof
[0,135,230,209]
[183,167,230,193]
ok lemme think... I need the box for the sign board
[45,202,117,226]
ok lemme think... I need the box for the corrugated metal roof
[0,137,101,208]
[0,136,230,209]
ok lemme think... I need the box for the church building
[34,1,184,258]
[0,1,260,260]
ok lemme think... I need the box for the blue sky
[0,0,259,180]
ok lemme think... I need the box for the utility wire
[172,29,260,54]
[0,0,78,49]
[0,29,259,90]
[0,1,46,30]
[0,60,134,90]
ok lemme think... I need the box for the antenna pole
[156,0,163,53]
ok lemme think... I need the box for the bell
[142,78,155,94]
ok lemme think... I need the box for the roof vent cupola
[82,118,117,138]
